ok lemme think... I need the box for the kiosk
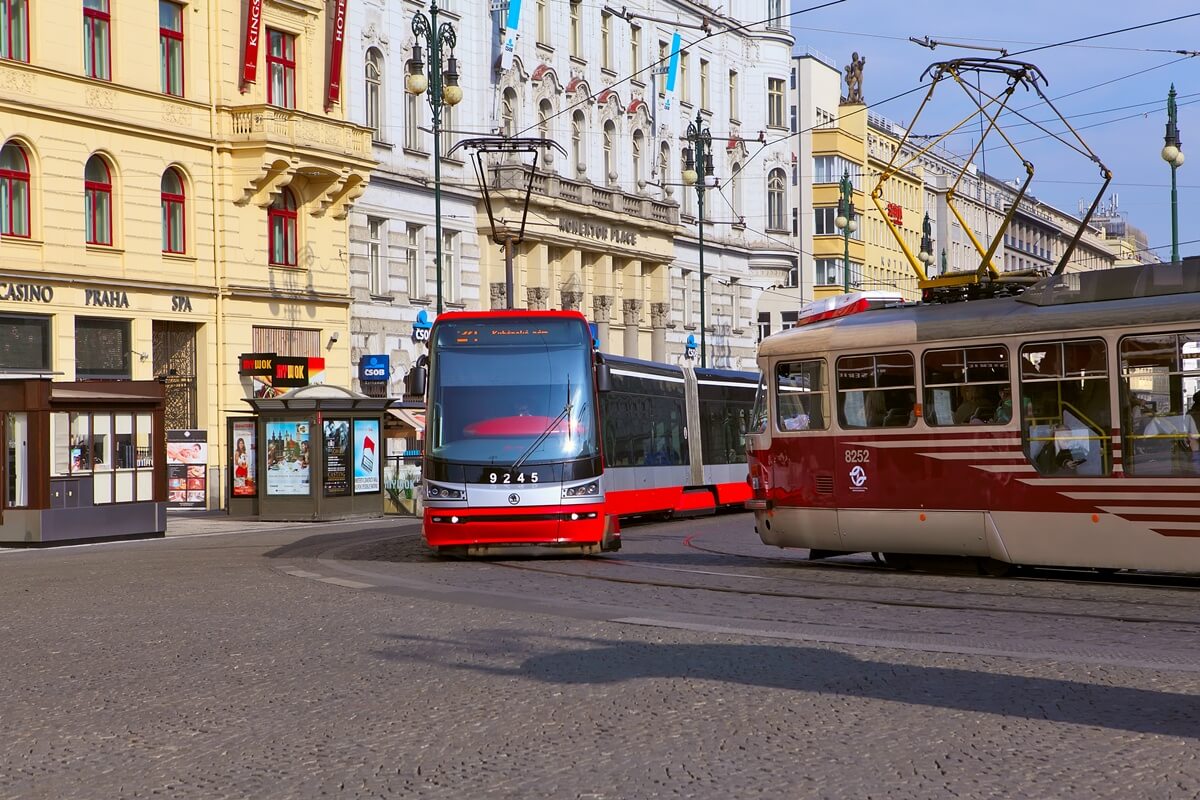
[0,379,166,545]
[229,385,389,521]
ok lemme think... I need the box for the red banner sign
[886,202,904,226]
[326,0,348,108]
[241,0,263,87]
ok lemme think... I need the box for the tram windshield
[428,318,599,464]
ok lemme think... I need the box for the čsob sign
[359,354,389,383]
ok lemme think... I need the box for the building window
[440,104,454,155]
[1,0,28,62]
[767,0,783,28]
[0,142,30,237]
[632,129,644,188]
[266,29,296,109]
[368,216,386,295]
[699,59,710,111]
[757,311,770,342]
[815,257,855,286]
[658,142,670,198]
[406,225,424,299]
[630,26,640,75]
[0,313,50,371]
[405,93,424,151]
[161,167,185,254]
[443,232,459,304]
[76,317,131,380]
[268,188,298,267]
[785,265,798,288]
[84,155,112,246]
[683,273,694,328]
[365,48,383,140]
[813,156,860,186]
[814,206,859,238]
[84,0,111,80]
[501,88,517,137]
[571,110,585,177]
[536,0,548,45]
[160,1,184,96]
[767,168,786,231]
[602,120,615,185]
[600,12,611,70]
[569,0,580,58]
[729,162,742,218]
[678,51,689,103]
[728,70,738,121]
[767,78,785,128]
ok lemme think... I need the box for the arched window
[0,142,31,237]
[602,120,616,185]
[501,88,517,137]
[729,161,742,221]
[767,168,786,231]
[538,99,553,168]
[161,167,185,254]
[268,188,297,266]
[365,48,383,140]
[632,130,644,189]
[571,110,585,177]
[1,0,29,61]
[84,155,112,245]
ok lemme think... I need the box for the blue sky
[790,2,1200,260]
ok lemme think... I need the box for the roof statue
[844,52,866,104]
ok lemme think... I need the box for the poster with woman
[323,419,350,496]
[265,421,310,496]
[353,419,380,493]
[231,421,257,497]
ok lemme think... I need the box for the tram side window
[836,352,916,429]
[600,373,689,467]
[699,381,756,464]
[922,345,1010,426]
[1019,339,1111,476]
[1119,332,1200,476]
[775,359,827,431]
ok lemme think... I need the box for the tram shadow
[376,634,1199,739]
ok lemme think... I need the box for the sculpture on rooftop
[844,52,866,104]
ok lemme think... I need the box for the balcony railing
[220,104,373,159]
[489,163,678,225]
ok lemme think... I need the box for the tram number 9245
[485,469,540,485]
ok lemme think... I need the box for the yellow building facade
[0,0,372,508]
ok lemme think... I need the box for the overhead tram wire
[512,0,849,138]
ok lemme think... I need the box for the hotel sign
[241,0,263,86]
[326,0,348,108]
[558,216,638,246]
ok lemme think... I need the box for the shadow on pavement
[372,633,1200,738]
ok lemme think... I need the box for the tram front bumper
[423,502,610,548]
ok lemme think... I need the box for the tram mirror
[596,363,613,393]
[405,365,427,397]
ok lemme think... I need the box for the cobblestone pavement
[0,515,1196,799]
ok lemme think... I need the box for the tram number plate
[485,470,540,485]
[844,448,870,463]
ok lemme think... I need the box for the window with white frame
[767,168,787,231]
[368,217,386,295]
[443,232,459,304]
[405,93,425,151]
[699,59,709,111]
[767,78,785,128]
[406,225,424,299]
[780,310,798,330]
[602,120,616,185]
[569,0,581,58]
[814,206,861,238]
[632,129,644,188]
[365,48,383,141]
[812,155,861,186]
[600,12,612,70]
[630,26,640,75]
[757,311,770,342]
[728,70,738,121]
[536,0,548,45]
[682,273,694,327]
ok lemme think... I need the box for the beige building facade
[0,0,372,508]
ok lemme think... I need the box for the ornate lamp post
[918,211,935,275]
[682,110,713,368]
[833,168,858,292]
[406,0,463,314]
[1161,84,1185,264]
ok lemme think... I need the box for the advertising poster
[231,420,257,497]
[166,430,208,509]
[265,421,310,496]
[353,419,380,494]
[323,419,350,496]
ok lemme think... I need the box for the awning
[387,407,425,431]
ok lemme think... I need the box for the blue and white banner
[500,0,523,71]
[663,32,681,111]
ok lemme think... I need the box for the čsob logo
[412,309,433,343]
[684,334,697,360]
[359,353,389,382]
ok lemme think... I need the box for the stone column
[561,290,583,311]
[650,302,670,363]
[592,294,613,352]
[622,299,643,358]
[526,286,550,310]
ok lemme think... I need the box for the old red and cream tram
[746,261,1200,574]
[418,309,755,554]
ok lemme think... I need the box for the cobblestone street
[0,516,1195,798]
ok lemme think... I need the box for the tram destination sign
[558,216,637,246]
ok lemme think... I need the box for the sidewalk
[165,510,413,538]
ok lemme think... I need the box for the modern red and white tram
[417,309,756,555]
[746,261,1200,574]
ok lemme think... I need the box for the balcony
[489,163,678,227]
[219,104,374,161]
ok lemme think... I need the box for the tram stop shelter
[230,385,389,522]
[0,379,167,546]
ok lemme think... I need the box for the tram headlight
[563,480,600,498]
[426,484,465,500]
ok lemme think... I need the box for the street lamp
[682,110,714,368]
[407,0,463,314]
[834,169,858,293]
[1162,83,1185,264]
[918,211,935,274]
